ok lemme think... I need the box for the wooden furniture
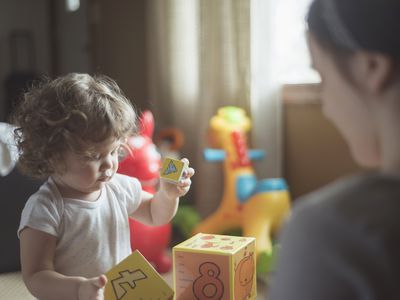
[282,84,363,199]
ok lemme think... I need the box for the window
[273,0,320,84]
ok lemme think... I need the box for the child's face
[53,138,122,200]
[308,33,380,168]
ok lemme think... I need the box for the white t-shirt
[18,173,142,278]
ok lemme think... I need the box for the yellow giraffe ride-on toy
[193,106,291,275]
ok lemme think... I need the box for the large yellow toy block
[173,233,256,300]
[160,157,187,184]
[104,250,174,300]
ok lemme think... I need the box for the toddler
[12,73,194,300]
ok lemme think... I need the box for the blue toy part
[236,175,257,203]
[204,148,265,162]
[203,148,226,162]
[248,149,266,161]
[236,176,288,204]
[253,178,288,194]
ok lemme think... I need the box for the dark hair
[307,0,400,61]
[12,73,137,179]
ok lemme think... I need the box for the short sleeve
[110,174,142,215]
[18,195,61,238]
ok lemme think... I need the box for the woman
[268,0,400,299]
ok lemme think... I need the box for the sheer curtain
[147,0,315,216]
[250,0,317,179]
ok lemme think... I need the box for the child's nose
[101,154,115,170]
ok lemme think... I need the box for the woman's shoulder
[270,176,400,299]
[295,172,400,217]
[273,172,400,297]
[290,172,400,244]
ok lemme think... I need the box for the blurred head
[12,73,137,179]
[307,0,400,168]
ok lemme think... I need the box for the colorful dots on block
[160,157,187,184]
[173,233,257,300]
[104,250,174,300]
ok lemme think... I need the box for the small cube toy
[160,157,187,184]
[173,233,257,300]
[104,250,174,300]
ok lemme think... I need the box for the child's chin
[98,176,112,183]
[89,181,105,191]
[95,181,106,188]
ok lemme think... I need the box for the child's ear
[356,51,394,94]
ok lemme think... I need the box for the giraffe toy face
[208,107,253,169]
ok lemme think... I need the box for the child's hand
[160,158,195,200]
[78,275,107,300]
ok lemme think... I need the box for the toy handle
[203,149,226,162]
[248,149,266,161]
[204,149,265,161]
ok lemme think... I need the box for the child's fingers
[78,275,107,300]
[181,157,190,166]
[179,177,192,187]
[99,275,108,287]
[177,184,190,194]
[91,275,107,288]
[182,167,195,178]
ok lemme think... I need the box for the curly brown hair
[11,73,137,179]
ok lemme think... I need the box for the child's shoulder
[22,177,64,218]
[108,173,141,194]
[28,177,61,204]
[110,173,140,185]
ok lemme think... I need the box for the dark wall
[0,169,43,273]
[90,0,149,111]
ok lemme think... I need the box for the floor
[0,271,268,299]
[0,272,35,300]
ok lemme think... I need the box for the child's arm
[130,158,195,226]
[20,227,107,300]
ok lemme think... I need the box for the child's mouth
[99,170,113,181]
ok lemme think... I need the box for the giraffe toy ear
[209,115,224,131]
[138,110,155,138]
[242,117,251,132]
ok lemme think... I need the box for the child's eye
[84,153,101,161]
[117,147,128,162]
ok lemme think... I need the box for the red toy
[118,110,172,273]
